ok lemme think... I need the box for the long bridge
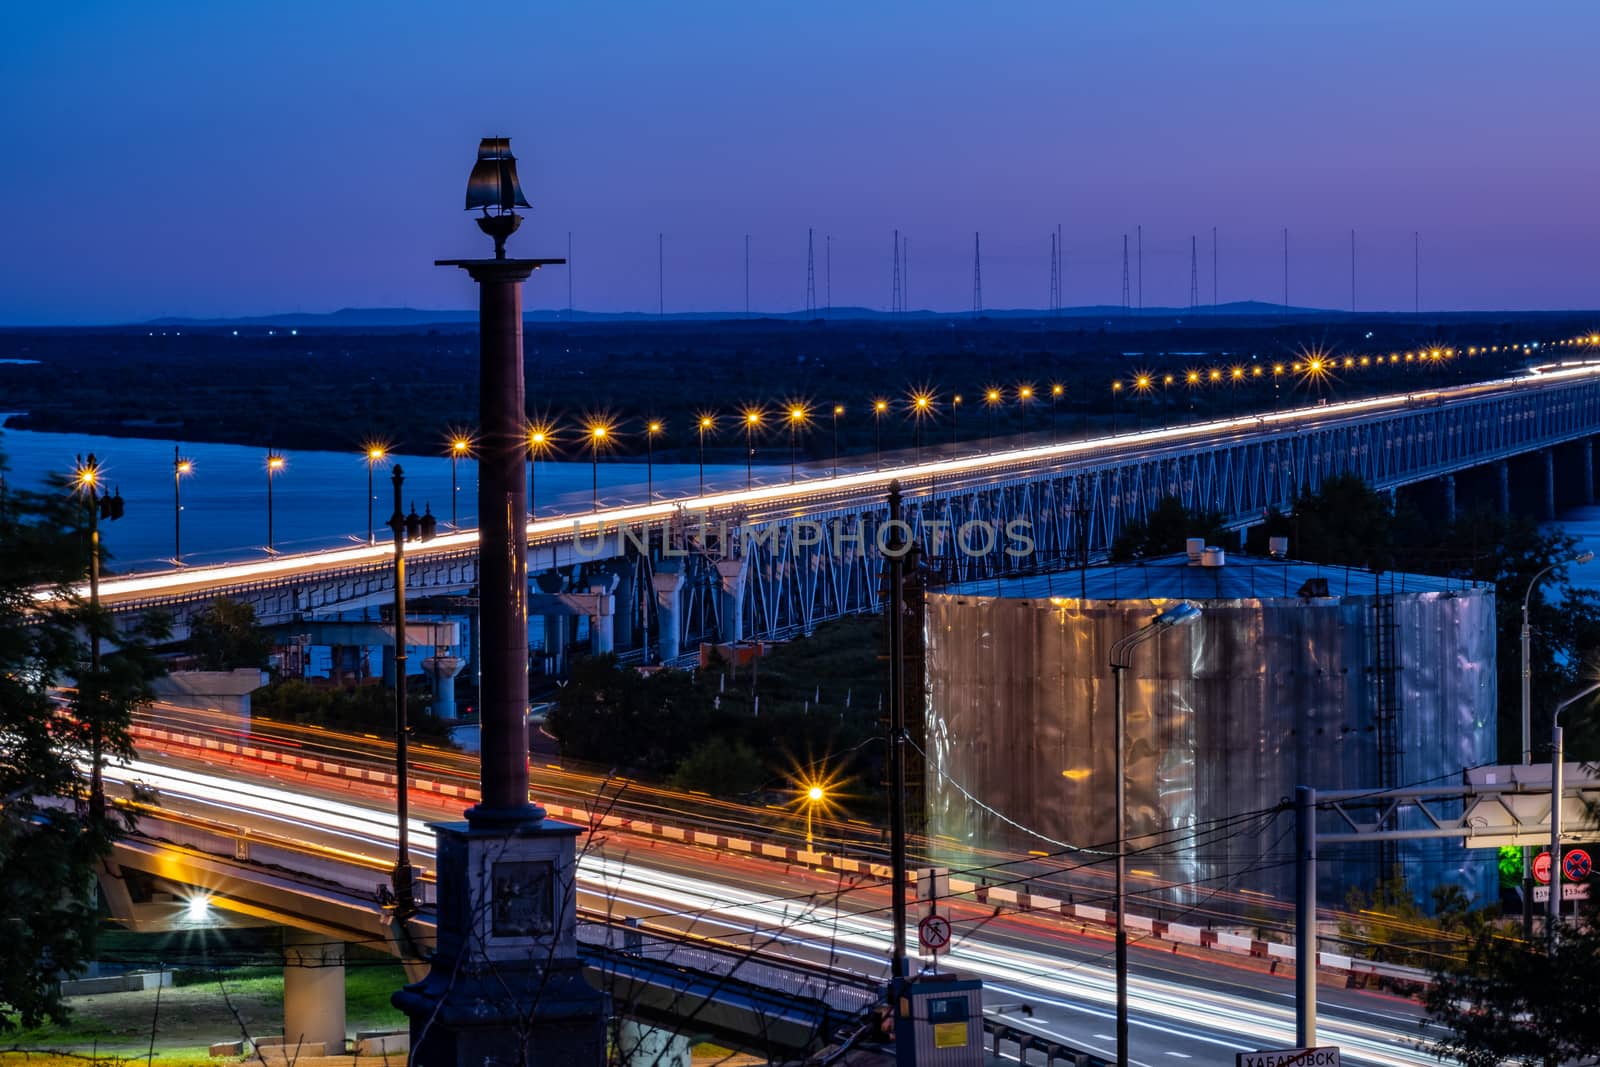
[82,360,1600,673]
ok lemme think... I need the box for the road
[107,736,1445,1066]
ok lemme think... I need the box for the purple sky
[4,2,1599,322]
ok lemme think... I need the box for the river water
[0,419,747,572]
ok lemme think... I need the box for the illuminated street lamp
[697,415,714,495]
[1133,374,1153,430]
[985,387,1002,444]
[1109,602,1202,1067]
[172,446,193,565]
[364,443,389,544]
[1050,383,1064,443]
[786,406,807,483]
[951,394,962,448]
[910,393,932,464]
[73,453,124,821]
[873,399,888,469]
[1018,384,1034,434]
[448,435,473,527]
[528,425,552,520]
[1111,379,1123,434]
[646,420,663,500]
[744,409,761,489]
[831,405,843,477]
[587,423,609,510]
[804,783,825,846]
[265,452,285,553]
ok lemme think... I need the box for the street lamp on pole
[364,443,389,544]
[873,399,888,469]
[646,421,662,501]
[449,435,472,528]
[744,409,761,489]
[1109,601,1203,1067]
[265,452,285,553]
[1550,679,1600,938]
[787,406,806,483]
[1018,384,1034,436]
[1522,550,1592,935]
[985,388,1001,446]
[804,784,824,846]
[831,405,843,478]
[172,447,193,565]
[587,424,608,510]
[951,394,961,450]
[697,415,714,496]
[1050,383,1064,443]
[74,453,124,822]
[1111,380,1123,434]
[911,393,932,464]
[528,426,551,520]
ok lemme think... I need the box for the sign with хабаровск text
[1236,1049,1340,1067]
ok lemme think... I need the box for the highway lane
[71,357,1600,608]
[105,749,1444,1066]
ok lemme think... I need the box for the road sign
[1564,848,1593,882]
[1236,1048,1341,1067]
[1534,884,1590,903]
[918,913,952,952]
[1534,850,1553,885]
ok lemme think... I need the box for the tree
[1425,902,1600,1066]
[0,458,164,1028]
[1109,495,1228,561]
[187,597,272,670]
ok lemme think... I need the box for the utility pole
[1120,235,1131,318]
[972,231,982,318]
[825,234,831,319]
[1212,226,1217,312]
[891,230,901,314]
[806,228,816,317]
[886,482,910,984]
[1189,235,1199,313]
[388,466,415,918]
[1136,224,1142,315]
[1282,227,1289,314]
[1414,231,1420,314]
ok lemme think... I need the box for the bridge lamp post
[1522,550,1593,936]
[448,436,472,528]
[1161,375,1174,430]
[951,394,962,449]
[645,420,662,501]
[265,453,285,553]
[1018,384,1034,436]
[1550,680,1600,939]
[985,388,1001,446]
[1050,383,1064,442]
[787,407,806,484]
[172,447,193,565]
[364,444,389,545]
[911,393,931,464]
[803,784,825,846]
[1134,375,1153,430]
[1109,602,1202,1067]
[528,426,551,520]
[744,410,761,489]
[873,399,888,469]
[831,406,843,478]
[697,415,714,495]
[587,424,608,510]
[1111,380,1123,435]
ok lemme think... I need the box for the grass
[1,964,409,1065]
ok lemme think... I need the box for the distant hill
[143,300,1336,328]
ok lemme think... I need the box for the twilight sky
[3,1,1598,323]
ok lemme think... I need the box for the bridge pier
[1542,449,1557,521]
[652,561,686,663]
[610,560,636,651]
[283,929,345,1055]
[1584,439,1596,505]
[1496,460,1511,515]
[616,1020,691,1067]
[715,559,748,644]
[535,572,568,675]
[1441,474,1457,524]
[422,655,466,721]
[588,582,616,656]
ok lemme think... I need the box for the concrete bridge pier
[421,655,466,720]
[588,583,616,656]
[1441,474,1457,524]
[616,1020,691,1067]
[609,560,636,651]
[651,561,686,663]
[715,559,749,644]
[1496,460,1512,514]
[535,572,568,675]
[282,929,345,1055]
[1542,449,1558,521]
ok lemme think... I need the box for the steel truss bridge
[85,362,1600,658]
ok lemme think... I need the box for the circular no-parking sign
[918,913,953,952]
[1564,848,1593,882]
[1534,851,1553,885]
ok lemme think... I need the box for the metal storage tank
[924,551,1498,912]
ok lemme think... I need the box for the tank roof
[940,552,1482,603]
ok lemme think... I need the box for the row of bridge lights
[70,333,1600,561]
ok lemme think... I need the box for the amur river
[0,419,748,573]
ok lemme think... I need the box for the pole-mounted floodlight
[466,137,532,260]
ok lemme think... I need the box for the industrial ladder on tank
[1372,573,1403,878]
